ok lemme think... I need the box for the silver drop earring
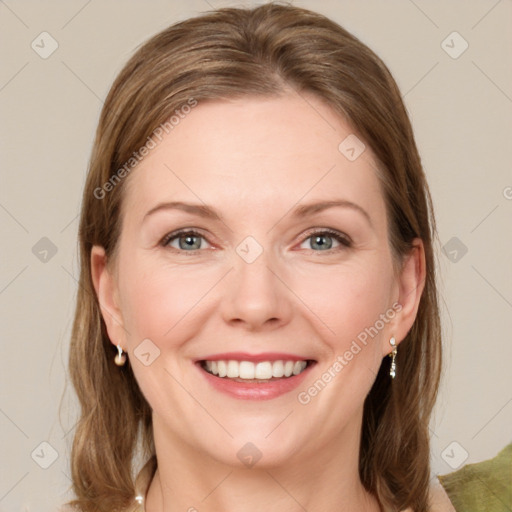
[388,337,397,379]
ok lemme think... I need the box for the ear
[90,245,127,349]
[384,238,426,354]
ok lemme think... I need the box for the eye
[161,229,211,252]
[299,229,352,251]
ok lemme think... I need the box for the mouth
[194,353,316,400]
[199,359,314,382]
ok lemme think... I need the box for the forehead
[122,93,385,225]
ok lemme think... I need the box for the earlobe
[388,239,426,350]
[90,246,126,348]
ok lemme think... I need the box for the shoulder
[427,478,457,512]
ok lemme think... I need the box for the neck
[144,414,381,512]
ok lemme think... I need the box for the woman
[67,3,452,511]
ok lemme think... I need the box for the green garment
[438,442,511,511]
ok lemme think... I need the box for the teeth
[255,362,272,379]
[239,361,255,379]
[226,360,238,378]
[272,360,285,378]
[202,359,308,379]
[292,361,304,375]
[217,360,227,378]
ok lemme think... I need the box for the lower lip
[196,362,315,400]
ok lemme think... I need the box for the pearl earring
[388,337,397,379]
[114,345,127,366]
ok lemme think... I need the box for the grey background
[1,0,511,510]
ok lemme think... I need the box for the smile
[201,359,310,381]
[195,353,316,400]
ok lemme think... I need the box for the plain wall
[1,1,511,510]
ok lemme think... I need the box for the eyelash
[160,228,352,253]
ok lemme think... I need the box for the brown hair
[68,3,441,511]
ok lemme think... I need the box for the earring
[388,337,397,379]
[114,345,127,366]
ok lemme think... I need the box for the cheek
[289,257,395,347]
[285,259,396,449]
[116,257,220,417]
[118,254,221,346]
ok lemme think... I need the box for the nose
[220,248,293,331]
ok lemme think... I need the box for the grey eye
[299,230,350,251]
[163,231,209,251]
[177,234,203,250]
[308,234,336,250]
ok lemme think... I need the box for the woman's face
[93,92,423,468]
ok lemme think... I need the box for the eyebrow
[143,199,372,227]
[293,200,372,227]
[144,201,222,222]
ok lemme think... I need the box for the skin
[91,92,426,512]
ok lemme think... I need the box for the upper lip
[195,352,315,363]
